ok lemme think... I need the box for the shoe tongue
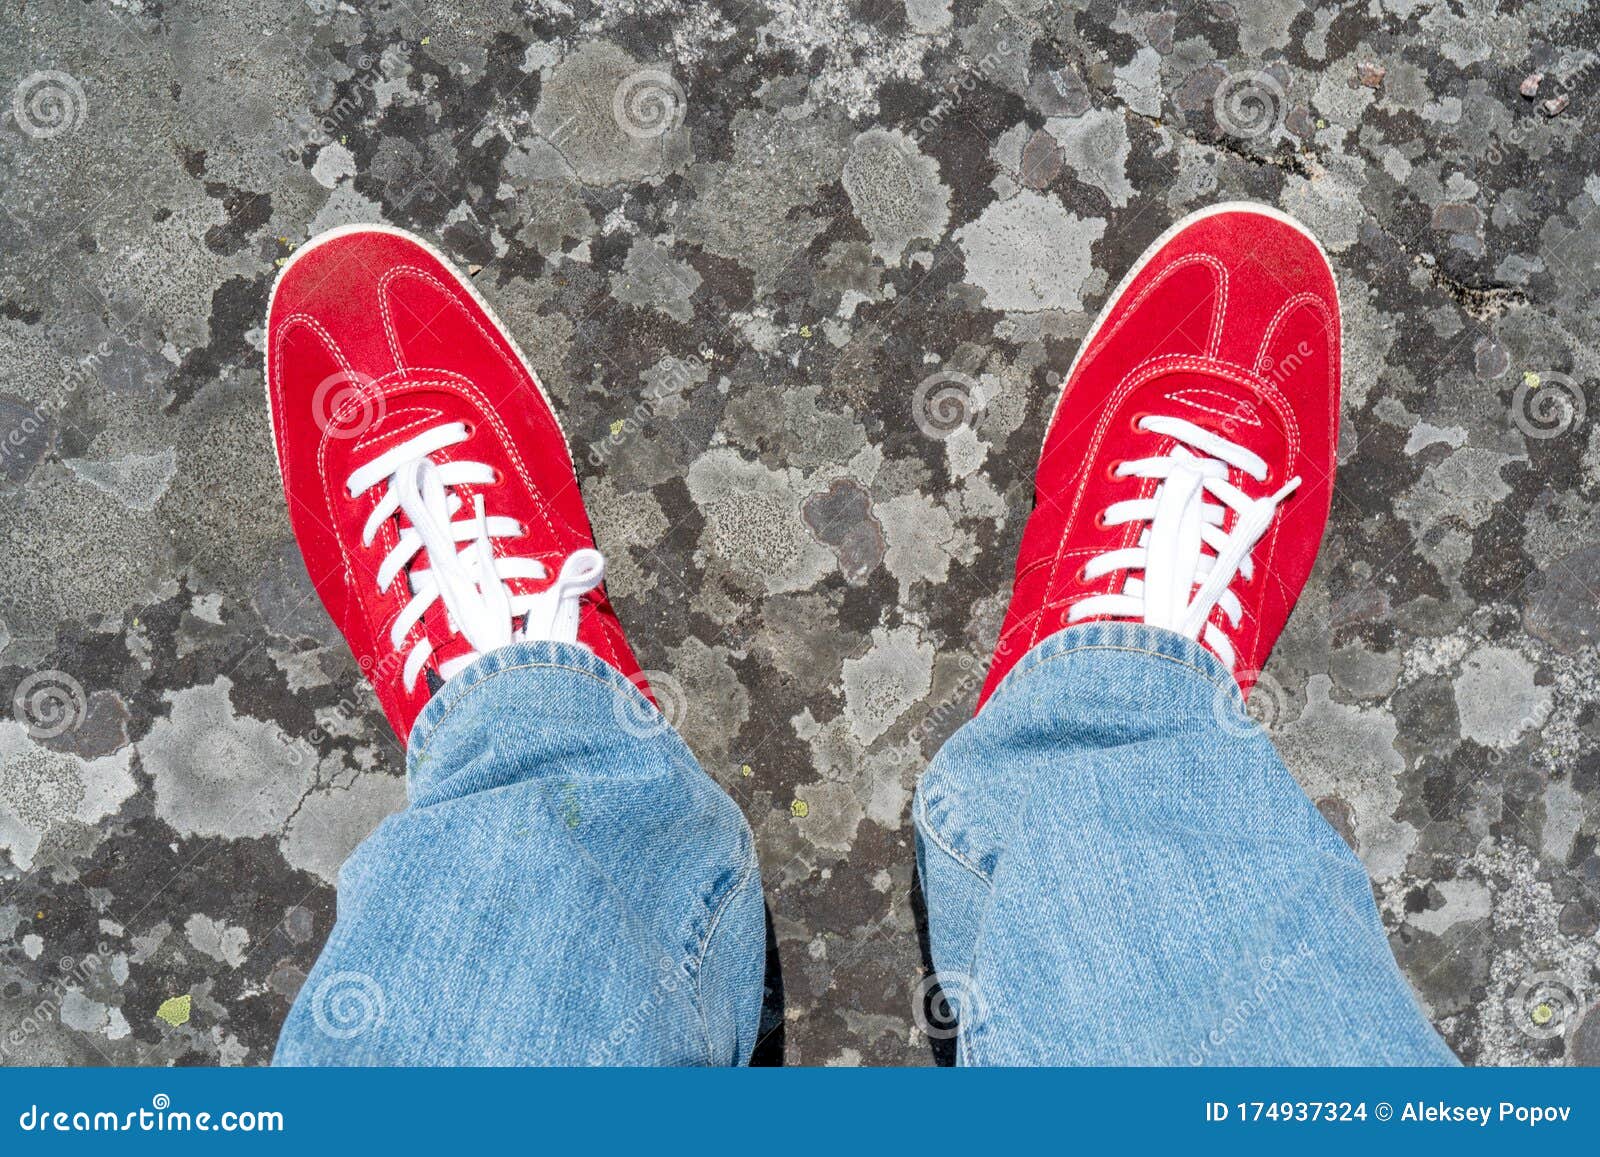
[412,549,560,679]
[415,539,504,673]
[423,608,483,672]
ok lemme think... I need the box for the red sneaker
[265,225,648,743]
[978,203,1341,710]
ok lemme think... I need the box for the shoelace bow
[1067,414,1300,671]
[344,422,604,691]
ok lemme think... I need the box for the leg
[915,622,1456,1065]
[275,640,765,1065]
[263,227,763,1064]
[918,205,1454,1064]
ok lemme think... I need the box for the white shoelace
[1067,415,1300,671]
[345,422,605,692]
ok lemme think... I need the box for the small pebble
[283,905,314,944]
[1357,61,1385,88]
[1520,72,1543,98]
[1020,129,1064,190]
[1542,93,1570,117]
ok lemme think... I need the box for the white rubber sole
[1043,200,1341,439]
[261,222,573,479]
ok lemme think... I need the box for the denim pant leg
[274,641,766,1066]
[914,622,1457,1066]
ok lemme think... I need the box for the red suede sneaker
[977,203,1340,711]
[265,225,649,743]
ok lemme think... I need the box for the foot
[978,203,1341,711]
[265,225,648,743]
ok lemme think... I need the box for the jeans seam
[692,838,761,1067]
[996,640,1229,706]
[412,659,677,764]
[963,1018,984,1066]
[913,781,995,887]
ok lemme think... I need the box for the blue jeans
[274,624,1456,1066]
